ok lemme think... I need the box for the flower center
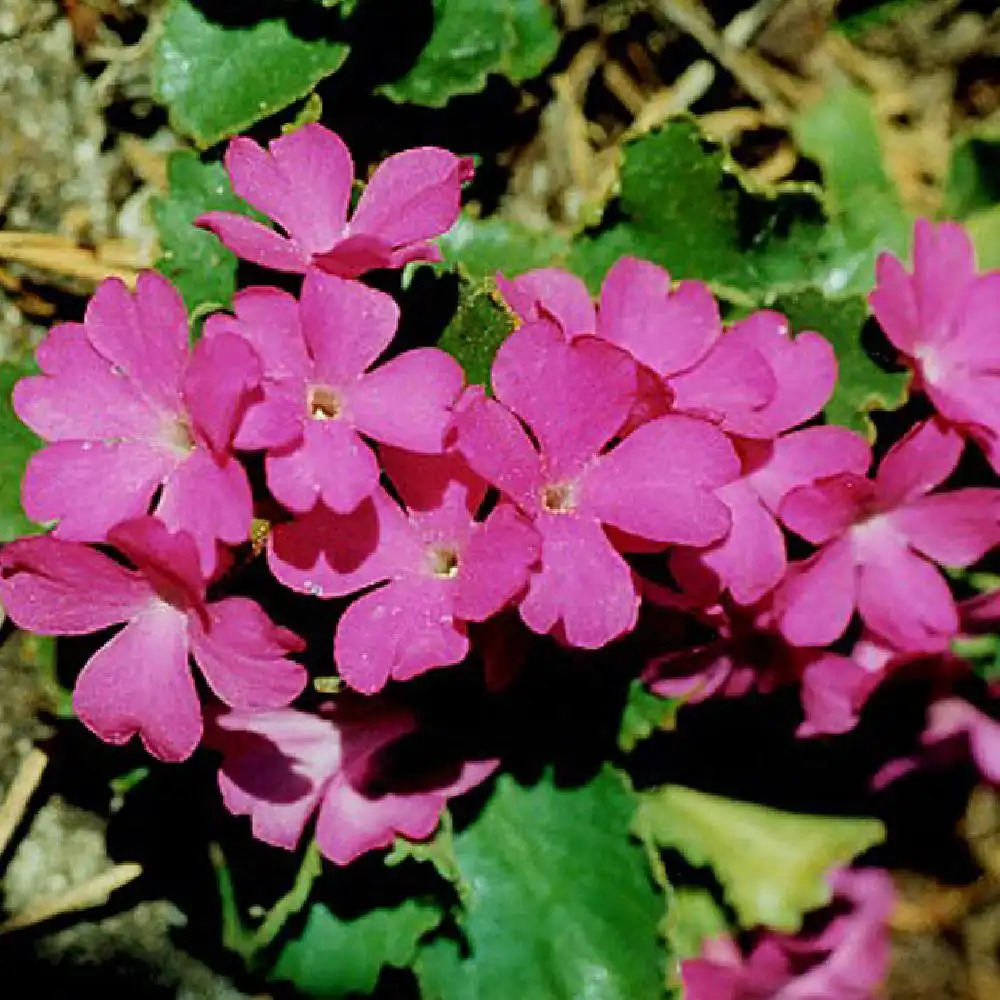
[427,546,460,579]
[308,385,342,420]
[161,417,196,457]
[541,481,576,514]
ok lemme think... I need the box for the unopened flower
[205,273,462,514]
[0,518,305,761]
[198,124,474,278]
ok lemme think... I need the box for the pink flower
[682,868,894,1000]
[670,426,869,607]
[268,448,540,693]
[871,219,1000,470]
[0,518,306,762]
[776,418,1000,651]
[197,124,474,278]
[205,273,463,514]
[452,319,740,648]
[498,258,796,436]
[14,273,260,574]
[210,700,499,865]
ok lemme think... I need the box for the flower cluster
[3,124,1000,986]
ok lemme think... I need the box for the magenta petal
[798,654,881,737]
[451,388,543,511]
[85,273,188,413]
[13,323,163,442]
[496,268,595,335]
[183,331,261,454]
[453,504,540,621]
[23,440,175,541]
[197,212,310,273]
[156,447,253,575]
[723,311,836,436]
[671,478,787,607]
[335,577,468,693]
[874,418,963,508]
[379,445,487,515]
[213,708,341,851]
[349,348,463,453]
[204,285,310,381]
[752,426,871,514]
[520,513,638,648]
[598,258,719,376]
[72,603,201,762]
[313,234,396,278]
[779,475,870,546]
[349,147,473,247]
[492,323,636,479]
[857,544,957,651]
[924,699,1000,784]
[190,597,306,709]
[583,415,738,546]
[108,516,206,611]
[777,539,857,647]
[267,418,379,514]
[300,270,400,383]
[893,488,1000,565]
[668,335,777,433]
[267,496,387,597]
[233,381,304,452]
[0,536,152,634]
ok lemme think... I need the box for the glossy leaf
[416,769,665,1000]
[634,785,884,933]
[437,279,516,387]
[438,214,571,280]
[0,360,42,541]
[154,0,350,148]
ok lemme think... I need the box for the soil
[2,1,1000,997]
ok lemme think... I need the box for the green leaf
[945,130,1000,219]
[0,360,42,541]
[965,205,1000,271]
[771,287,909,440]
[153,150,261,314]
[416,769,665,1000]
[154,0,350,148]
[385,813,470,903]
[618,679,679,753]
[793,85,910,294]
[379,0,558,107]
[437,279,515,387]
[569,120,829,301]
[668,887,730,961]
[634,785,885,933]
[438,214,570,280]
[271,898,441,997]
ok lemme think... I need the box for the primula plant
[4,3,1000,998]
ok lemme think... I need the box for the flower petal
[84,273,188,413]
[779,475,871,546]
[23,440,174,541]
[13,323,163,442]
[893,488,1000,566]
[453,504,540,621]
[212,707,341,851]
[496,267,595,335]
[267,418,379,515]
[72,603,201,762]
[197,211,310,273]
[349,348,463,453]
[379,445,487,515]
[349,148,473,248]
[874,417,963,508]
[190,597,306,709]
[520,513,638,648]
[334,577,468,693]
[0,535,152,634]
[598,258,719,376]
[492,322,636,479]
[583,415,738,546]
[777,539,857,647]
[300,270,400,383]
